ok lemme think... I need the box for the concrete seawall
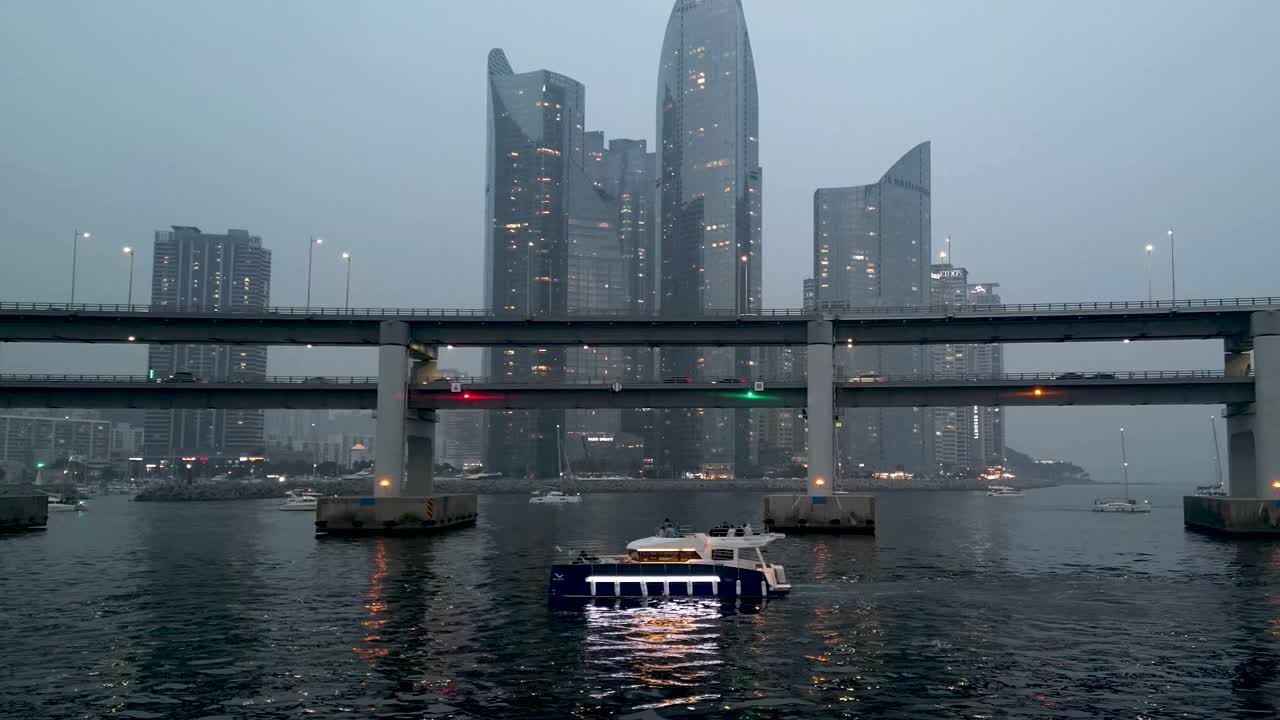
[1184,495,1280,535]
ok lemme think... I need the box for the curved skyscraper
[656,0,762,476]
[814,142,932,475]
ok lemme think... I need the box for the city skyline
[1,0,1275,486]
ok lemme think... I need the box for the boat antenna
[1210,415,1224,488]
[1120,427,1130,499]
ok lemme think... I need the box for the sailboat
[530,427,582,504]
[1092,427,1152,512]
[1195,416,1228,496]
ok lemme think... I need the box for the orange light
[1033,388,1043,397]
[814,478,826,486]
[1272,480,1280,489]
[378,479,391,488]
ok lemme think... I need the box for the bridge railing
[0,370,1250,385]
[2,296,1280,318]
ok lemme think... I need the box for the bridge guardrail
[0,371,1247,385]
[1,296,1279,319]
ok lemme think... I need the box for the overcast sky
[1,0,1277,484]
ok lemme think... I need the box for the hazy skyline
[2,0,1277,484]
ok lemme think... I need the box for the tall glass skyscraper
[483,48,583,478]
[814,142,932,475]
[656,0,762,477]
[143,226,271,459]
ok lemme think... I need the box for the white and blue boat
[549,525,791,601]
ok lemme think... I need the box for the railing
[1,296,1279,318]
[0,371,1250,386]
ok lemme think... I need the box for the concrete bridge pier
[1186,311,1280,533]
[316,320,475,535]
[764,318,876,534]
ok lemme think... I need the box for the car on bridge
[663,376,693,383]
[1087,372,1118,380]
[713,377,747,384]
[847,373,886,383]
[1053,372,1085,380]
[162,371,197,383]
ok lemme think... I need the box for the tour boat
[529,490,581,505]
[986,485,1024,497]
[548,524,791,600]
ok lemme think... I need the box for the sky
[1,0,1278,484]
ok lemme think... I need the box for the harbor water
[3,484,1279,718]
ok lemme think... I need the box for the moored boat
[549,524,790,600]
[986,485,1024,497]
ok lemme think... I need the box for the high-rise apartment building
[143,227,270,458]
[814,142,932,474]
[656,0,763,476]
[483,49,581,477]
[928,263,1006,473]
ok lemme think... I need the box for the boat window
[636,550,703,562]
[711,548,735,561]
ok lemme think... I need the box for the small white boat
[279,491,321,511]
[986,485,1024,497]
[47,494,87,512]
[530,491,582,505]
[1092,497,1152,513]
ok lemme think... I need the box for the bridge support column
[1252,311,1280,498]
[373,321,409,498]
[807,319,835,497]
[763,319,876,534]
[315,325,476,536]
[405,411,436,497]
[1185,311,1280,534]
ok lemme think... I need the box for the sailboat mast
[1120,427,1130,497]
[1211,416,1224,487]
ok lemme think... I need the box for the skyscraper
[814,142,932,474]
[485,49,595,478]
[143,227,270,458]
[656,0,762,476]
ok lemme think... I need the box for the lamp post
[122,246,136,306]
[739,254,750,314]
[70,230,92,303]
[1168,227,1176,304]
[1144,243,1154,303]
[306,236,323,310]
[340,251,352,309]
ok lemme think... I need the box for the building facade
[143,227,271,459]
[814,142,932,475]
[656,0,763,476]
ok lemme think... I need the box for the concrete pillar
[374,321,410,497]
[1224,337,1252,377]
[405,411,436,496]
[1226,408,1256,497]
[1252,311,1280,498]
[806,319,834,497]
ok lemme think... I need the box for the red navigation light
[462,392,472,399]
[198,456,209,462]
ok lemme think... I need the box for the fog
[1,0,1277,484]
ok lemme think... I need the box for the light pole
[740,254,749,314]
[1168,226,1176,304]
[70,230,92,304]
[340,251,352,309]
[1144,243,1154,303]
[526,241,535,315]
[306,236,323,310]
[122,246,136,306]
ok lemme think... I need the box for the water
[4,485,1280,719]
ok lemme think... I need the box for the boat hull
[549,563,787,600]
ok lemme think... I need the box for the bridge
[1,300,1278,519]
[0,371,1254,410]
[0,297,1277,346]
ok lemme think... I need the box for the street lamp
[306,236,323,310]
[740,254,750,315]
[340,251,352,309]
[70,230,92,304]
[122,246,136,306]
[1144,243,1154,303]
[1168,227,1176,304]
